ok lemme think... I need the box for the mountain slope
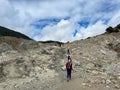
[0,26,32,40]
[0,24,120,90]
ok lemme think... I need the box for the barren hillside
[0,25,120,90]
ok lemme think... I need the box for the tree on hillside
[106,26,119,33]
[106,26,114,33]
[116,24,120,29]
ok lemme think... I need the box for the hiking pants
[67,69,71,79]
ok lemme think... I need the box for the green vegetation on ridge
[0,26,32,40]
[106,24,120,33]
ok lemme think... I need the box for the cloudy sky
[0,0,120,42]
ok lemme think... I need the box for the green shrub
[106,26,119,33]
[116,24,120,29]
[114,28,119,32]
[106,26,114,33]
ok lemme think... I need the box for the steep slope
[55,31,120,90]
[0,24,120,90]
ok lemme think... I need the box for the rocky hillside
[0,24,120,90]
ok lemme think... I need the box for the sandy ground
[0,71,119,90]
[55,74,117,90]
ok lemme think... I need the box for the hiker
[66,56,72,81]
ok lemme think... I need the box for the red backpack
[66,61,71,69]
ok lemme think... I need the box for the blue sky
[0,0,120,42]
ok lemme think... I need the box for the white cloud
[78,21,107,39]
[10,0,77,18]
[34,19,76,42]
[34,19,107,42]
[0,0,120,42]
[108,11,120,27]
[0,0,35,36]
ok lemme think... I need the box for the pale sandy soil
[0,70,119,90]
[55,73,117,90]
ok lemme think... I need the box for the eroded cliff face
[0,32,120,90]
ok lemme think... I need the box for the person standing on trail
[66,56,72,81]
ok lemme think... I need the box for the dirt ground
[55,73,117,90]
[0,70,119,90]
